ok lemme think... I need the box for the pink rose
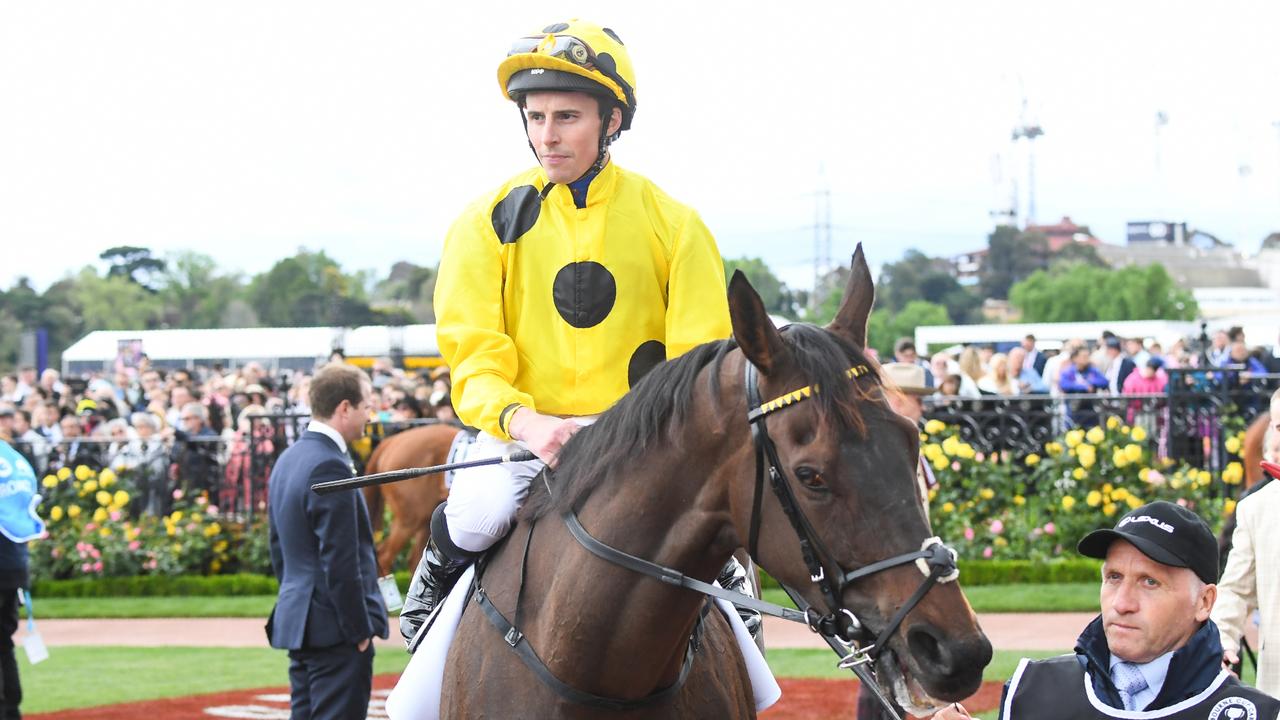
[1146,470,1166,486]
[173,489,184,500]
[1043,522,1056,535]
[963,527,975,541]
[989,520,1004,535]
[81,563,92,573]
[85,523,97,531]
[93,561,103,573]
[1177,498,1188,507]
[128,541,141,551]
[207,505,218,515]
[982,547,993,559]
[951,461,961,471]
[109,511,121,522]
[975,452,986,462]
[51,548,61,558]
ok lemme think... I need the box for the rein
[474,354,961,716]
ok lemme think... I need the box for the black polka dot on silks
[491,185,541,245]
[595,52,617,75]
[628,340,666,388]
[552,262,616,329]
[542,23,570,33]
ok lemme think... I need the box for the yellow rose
[928,488,937,501]
[1225,437,1241,455]
[67,505,82,518]
[1130,426,1147,442]
[1077,445,1096,469]
[1106,416,1120,430]
[1222,462,1244,485]
[204,523,222,538]
[1073,467,1087,480]
[210,559,223,573]
[113,490,130,507]
[1103,483,1114,493]
[994,536,1008,547]
[170,511,184,523]
[1103,502,1118,517]
[1112,449,1129,468]
[941,502,955,513]
[932,456,948,471]
[50,506,64,521]
[95,491,112,507]
[1087,490,1103,507]
[924,419,946,435]
[214,540,229,553]
[1197,470,1212,485]
[57,467,72,481]
[942,436,961,456]
[99,526,111,538]
[1121,425,1131,435]
[923,443,943,462]
[1062,496,1077,510]
[1111,488,1129,501]
[83,480,98,493]
[92,507,108,523]
[166,523,177,537]
[1139,468,1150,482]
[1224,499,1237,516]
[1014,495,1026,506]
[1126,495,1143,509]
[1065,430,1085,448]
[1045,442,1064,457]
[1086,427,1105,444]
[1124,444,1143,463]
[1024,453,1041,466]
[74,465,94,481]
[41,475,58,489]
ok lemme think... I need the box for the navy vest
[1005,655,1280,719]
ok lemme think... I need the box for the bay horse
[436,247,992,718]
[362,423,463,575]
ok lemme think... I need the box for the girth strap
[472,577,707,713]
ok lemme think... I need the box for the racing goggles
[509,34,600,72]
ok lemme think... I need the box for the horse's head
[725,245,991,712]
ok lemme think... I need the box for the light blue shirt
[1109,651,1172,711]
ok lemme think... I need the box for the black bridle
[474,356,962,715]
[743,360,960,660]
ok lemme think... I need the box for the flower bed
[925,415,1244,561]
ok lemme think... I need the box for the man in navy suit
[267,362,387,719]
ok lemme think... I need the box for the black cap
[1077,500,1218,585]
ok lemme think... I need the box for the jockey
[401,19,762,644]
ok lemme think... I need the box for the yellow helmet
[498,20,637,132]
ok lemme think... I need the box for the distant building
[1026,216,1104,252]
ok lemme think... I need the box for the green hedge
[34,561,1102,599]
[758,558,1100,591]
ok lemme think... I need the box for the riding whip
[310,449,538,495]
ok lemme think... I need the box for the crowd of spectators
[0,354,457,516]
[883,327,1280,402]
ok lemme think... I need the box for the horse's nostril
[907,626,949,673]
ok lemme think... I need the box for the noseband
[744,360,959,658]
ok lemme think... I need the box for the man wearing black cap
[938,501,1280,719]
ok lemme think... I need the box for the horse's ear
[729,270,787,375]
[827,243,874,349]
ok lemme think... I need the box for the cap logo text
[1119,515,1174,533]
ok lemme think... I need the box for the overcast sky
[3,2,1279,294]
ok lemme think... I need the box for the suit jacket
[1212,480,1280,695]
[266,430,388,650]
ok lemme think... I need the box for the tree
[67,267,165,331]
[99,246,166,290]
[723,257,800,318]
[876,250,981,324]
[866,301,951,357]
[157,251,245,329]
[375,261,438,322]
[248,249,395,327]
[979,226,1049,300]
[1009,263,1198,322]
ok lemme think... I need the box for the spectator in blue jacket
[1059,346,1108,395]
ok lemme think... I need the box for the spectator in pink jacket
[1122,357,1168,395]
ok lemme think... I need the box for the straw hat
[882,363,932,396]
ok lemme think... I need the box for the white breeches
[444,418,594,554]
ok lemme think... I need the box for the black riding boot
[400,504,475,651]
[718,556,763,643]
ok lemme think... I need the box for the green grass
[21,645,1052,715]
[19,646,412,714]
[761,583,1099,614]
[36,595,279,618]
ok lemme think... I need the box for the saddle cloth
[385,566,781,718]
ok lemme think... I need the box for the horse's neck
[518,456,736,697]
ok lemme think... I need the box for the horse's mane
[519,323,879,522]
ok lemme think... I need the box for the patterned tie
[1112,661,1148,711]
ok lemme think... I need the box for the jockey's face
[523,91,621,184]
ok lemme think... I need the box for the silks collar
[539,160,617,209]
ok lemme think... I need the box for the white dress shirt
[306,419,348,455]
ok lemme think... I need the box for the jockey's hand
[508,408,581,468]
[1224,649,1240,675]
[933,702,973,719]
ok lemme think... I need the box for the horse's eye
[794,466,827,490]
